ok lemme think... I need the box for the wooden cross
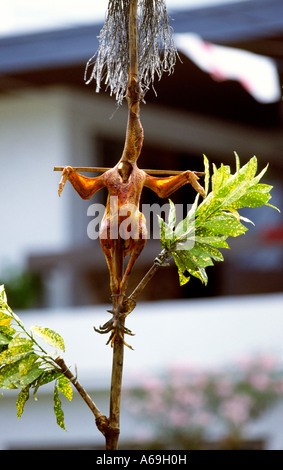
[54,166,205,177]
[54,107,205,348]
[54,0,206,347]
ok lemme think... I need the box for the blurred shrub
[124,354,283,449]
[1,269,42,310]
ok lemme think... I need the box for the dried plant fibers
[84,0,177,105]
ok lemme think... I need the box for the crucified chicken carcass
[58,75,205,345]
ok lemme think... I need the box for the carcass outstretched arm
[58,166,106,199]
[144,171,206,198]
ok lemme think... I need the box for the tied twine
[84,0,177,105]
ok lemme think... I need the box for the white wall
[0,87,72,270]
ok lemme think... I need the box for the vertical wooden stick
[106,0,139,451]
[129,0,138,77]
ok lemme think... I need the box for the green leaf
[8,337,33,350]
[0,362,21,389]
[194,235,229,249]
[157,215,175,250]
[172,253,191,285]
[0,338,34,366]
[200,243,224,262]
[187,244,215,269]
[202,214,247,237]
[234,151,240,173]
[33,370,61,397]
[157,214,166,246]
[58,375,73,401]
[0,333,10,346]
[0,315,12,327]
[211,163,231,194]
[30,326,65,352]
[231,189,271,209]
[19,365,43,388]
[167,199,176,230]
[174,194,199,241]
[166,155,278,289]
[0,285,7,304]
[203,154,210,196]
[16,386,30,419]
[172,249,209,286]
[0,348,33,366]
[19,353,39,377]
[54,383,66,431]
[0,325,16,338]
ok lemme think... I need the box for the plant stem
[128,250,169,305]
[54,356,109,437]
[107,324,125,450]
[105,0,139,451]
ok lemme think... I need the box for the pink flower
[215,378,233,398]
[188,410,213,428]
[220,395,252,426]
[174,388,204,408]
[169,409,188,428]
[143,376,163,393]
[249,372,270,391]
[145,393,166,415]
[257,354,278,371]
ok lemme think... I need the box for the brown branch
[122,250,169,319]
[54,356,110,438]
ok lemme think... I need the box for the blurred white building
[0,0,283,449]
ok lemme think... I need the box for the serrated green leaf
[231,190,271,209]
[157,214,166,245]
[212,163,231,193]
[58,375,73,401]
[54,383,66,430]
[177,269,190,286]
[30,326,65,352]
[202,214,247,237]
[168,155,278,288]
[175,194,199,241]
[188,267,208,285]
[188,244,215,268]
[157,215,175,250]
[249,162,269,186]
[194,235,230,249]
[16,386,30,419]
[200,244,224,262]
[172,248,209,285]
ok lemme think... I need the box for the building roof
[0,0,283,75]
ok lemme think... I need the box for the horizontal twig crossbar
[53,166,205,177]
